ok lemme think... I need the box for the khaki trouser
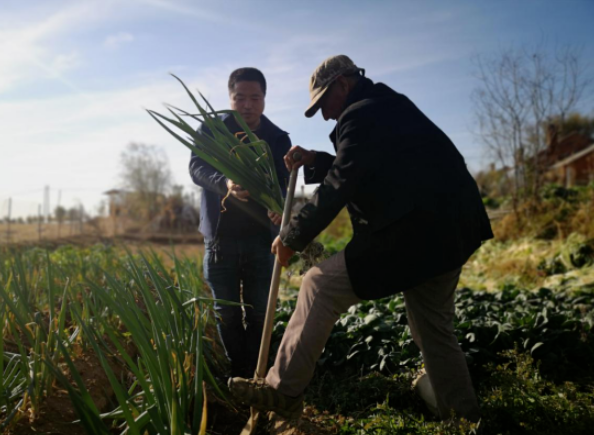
[266,250,480,422]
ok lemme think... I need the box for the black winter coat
[280,77,493,299]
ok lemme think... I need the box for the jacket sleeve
[188,124,228,196]
[303,151,336,185]
[280,112,375,251]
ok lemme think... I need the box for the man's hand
[226,179,250,202]
[267,211,282,226]
[284,146,316,171]
[271,236,294,267]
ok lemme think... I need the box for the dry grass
[460,235,594,291]
[460,238,554,290]
[0,218,113,244]
[470,187,594,291]
[322,207,352,239]
[494,190,594,241]
[125,242,205,267]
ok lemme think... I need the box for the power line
[2,188,44,196]
[58,187,107,192]
[1,187,106,197]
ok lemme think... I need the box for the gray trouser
[266,250,480,422]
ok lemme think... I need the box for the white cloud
[0,2,110,95]
[133,0,241,25]
[103,32,134,49]
[0,70,235,217]
[50,51,81,73]
[4,0,588,218]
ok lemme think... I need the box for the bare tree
[120,143,172,220]
[55,205,67,238]
[472,42,592,209]
[54,206,67,222]
[67,206,81,221]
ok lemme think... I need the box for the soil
[5,385,335,435]
[4,339,136,435]
[1,234,334,434]
[208,402,336,435]
[2,332,329,435]
[6,392,88,435]
[5,351,119,435]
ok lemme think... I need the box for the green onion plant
[147,74,285,214]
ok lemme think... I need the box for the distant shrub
[482,196,500,209]
[541,183,580,202]
[493,184,594,241]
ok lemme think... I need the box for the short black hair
[228,67,267,96]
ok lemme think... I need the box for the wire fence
[0,179,315,246]
[0,195,96,245]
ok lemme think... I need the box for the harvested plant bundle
[147,75,284,214]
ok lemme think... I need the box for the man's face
[320,77,349,121]
[230,81,265,130]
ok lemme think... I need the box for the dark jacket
[281,77,493,300]
[189,114,291,240]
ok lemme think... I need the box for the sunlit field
[2,188,594,434]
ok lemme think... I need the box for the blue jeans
[203,233,274,377]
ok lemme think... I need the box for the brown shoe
[228,377,303,420]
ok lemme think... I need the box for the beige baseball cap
[305,55,364,118]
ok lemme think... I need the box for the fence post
[57,189,62,238]
[112,208,117,237]
[38,204,42,242]
[79,204,84,234]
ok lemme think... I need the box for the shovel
[239,152,301,435]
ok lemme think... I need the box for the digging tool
[239,152,302,435]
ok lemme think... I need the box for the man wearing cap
[229,56,493,423]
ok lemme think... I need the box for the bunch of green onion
[147,75,285,214]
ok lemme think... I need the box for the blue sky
[1,0,593,218]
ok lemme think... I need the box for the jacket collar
[223,113,287,138]
[328,76,375,144]
[259,113,287,137]
[343,76,375,111]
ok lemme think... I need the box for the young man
[189,67,291,378]
[229,56,493,423]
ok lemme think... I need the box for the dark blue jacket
[189,114,291,240]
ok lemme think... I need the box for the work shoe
[228,377,304,420]
[268,411,302,433]
[412,369,439,417]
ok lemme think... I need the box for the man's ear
[337,76,349,94]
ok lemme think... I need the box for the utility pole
[112,202,118,237]
[6,198,11,243]
[43,185,50,223]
